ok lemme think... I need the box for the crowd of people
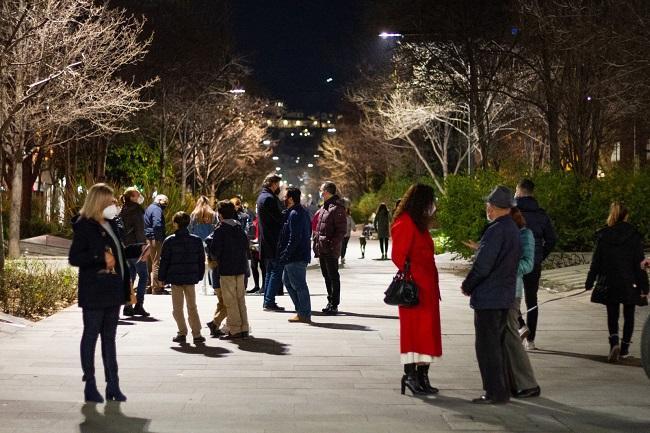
[68,176,648,405]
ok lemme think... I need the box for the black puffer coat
[585,222,649,304]
[119,201,146,246]
[158,228,206,285]
[69,216,131,309]
[256,187,284,260]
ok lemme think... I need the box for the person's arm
[158,239,171,283]
[518,229,535,277]
[196,239,206,281]
[390,216,413,272]
[542,215,557,260]
[69,223,105,268]
[331,206,348,247]
[462,226,502,294]
[585,235,602,290]
[279,212,297,264]
[209,229,224,264]
[152,207,165,240]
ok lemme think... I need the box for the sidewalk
[0,240,648,432]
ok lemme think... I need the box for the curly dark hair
[394,184,436,232]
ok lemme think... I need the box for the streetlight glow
[263,139,271,145]
[229,88,245,94]
[272,156,279,160]
[379,32,403,39]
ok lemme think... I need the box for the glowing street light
[229,88,245,94]
[326,77,334,83]
[379,32,403,39]
[263,139,271,145]
[272,156,279,161]
[307,163,314,168]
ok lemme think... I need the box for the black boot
[608,335,620,363]
[83,376,104,403]
[401,364,426,396]
[133,301,150,317]
[106,374,127,402]
[620,341,631,359]
[416,364,439,394]
[122,305,135,317]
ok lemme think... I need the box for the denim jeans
[80,306,120,384]
[283,261,311,318]
[127,258,148,303]
[263,259,284,306]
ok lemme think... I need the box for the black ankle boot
[106,374,127,402]
[401,364,426,396]
[620,341,631,358]
[133,301,150,317]
[416,364,439,394]
[608,335,620,363]
[122,305,135,317]
[83,376,104,403]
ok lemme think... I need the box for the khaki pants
[148,239,163,292]
[171,284,202,337]
[221,275,249,334]
[212,287,228,328]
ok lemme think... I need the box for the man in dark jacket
[208,201,251,339]
[144,194,169,295]
[515,179,557,350]
[314,181,347,315]
[159,212,206,345]
[462,186,521,405]
[256,174,286,311]
[278,188,312,323]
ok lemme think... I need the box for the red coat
[391,213,442,360]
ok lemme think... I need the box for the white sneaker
[524,340,536,351]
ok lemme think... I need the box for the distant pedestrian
[159,212,206,345]
[208,200,251,339]
[119,187,150,317]
[374,203,391,260]
[515,179,557,350]
[69,183,131,403]
[340,208,355,265]
[278,187,313,323]
[256,174,286,311]
[461,185,520,405]
[189,196,218,295]
[585,202,649,362]
[144,194,169,295]
[360,222,372,259]
[391,184,442,396]
[313,181,347,315]
[505,207,540,398]
[246,214,266,295]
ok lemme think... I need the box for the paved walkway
[0,240,649,433]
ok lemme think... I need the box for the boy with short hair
[159,211,206,344]
[208,201,251,339]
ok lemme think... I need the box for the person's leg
[222,276,242,334]
[283,264,300,311]
[100,306,122,397]
[134,260,149,302]
[360,237,366,258]
[320,258,333,306]
[235,275,249,333]
[171,285,188,336]
[621,304,636,356]
[324,256,341,308]
[292,262,311,318]
[263,260,280,306]
[150,240,164,292]
[379,238,386,256]
[606,303,620,337]
[341,237,349,261]
[251,256,261,289]
[474,309,509,402]
[523,262,541,342]
[212,267,221,295]
[504,306,538,392]
[212,288,227,327]
[81,308,102,383]
[184,284,202,337]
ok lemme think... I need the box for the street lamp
[229,88,245,94]
[379,32,403,39]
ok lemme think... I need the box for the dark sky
[231,1,377,113]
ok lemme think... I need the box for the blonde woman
[69,183,131,403]
[586,202,649,362]
[189,196,218,296]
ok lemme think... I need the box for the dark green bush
[0,261,78,320]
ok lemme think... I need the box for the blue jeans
[263,259,284,306]
[283,261,311,318]
[80,306,120,384]
[127,258,148,303]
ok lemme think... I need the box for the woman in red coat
[391,184,442,395]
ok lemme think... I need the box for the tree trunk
[8,155,22,258]
[546,106,561,170]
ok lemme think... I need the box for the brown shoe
[288,315,311,323]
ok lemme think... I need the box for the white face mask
[136,194,144,205]
[103,204,119,220]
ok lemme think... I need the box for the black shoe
[620,341,631,358]
[513,386,541,398]
[263,303,285,312]
[220,332,246,340]
[608,335,620,363]
[416,365,439,395]
[133,302,150,317]
[206,321,222,337]
[472,395,508,404]
[122,305,135,317]
[324,305,338,315]
[322,304,333,313]
[246,287,260,294]
[172,334,186,343]
[105,383,127,402]
[193,335,206,344]
[401,364,426,396]
[83,378,104,403]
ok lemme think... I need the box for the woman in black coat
[586,202,649,362]
[69,183,131,403]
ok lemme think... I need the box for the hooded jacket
[256,187,284,260]
[207,219,250,276]
[585,221,649,304]
[158,228,205,285]
[516,196,557,264]
[313,195,347,258]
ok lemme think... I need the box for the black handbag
[384,260,419,307]
[590,276,608,304]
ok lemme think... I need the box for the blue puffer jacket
[516,228,535,298]
[158,228,205,285]
[462,215,521,310]
[144,203,166,241]
[278,205,312,265]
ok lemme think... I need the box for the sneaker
[172,334,186,343]
[193,335,206,344]
[524,340,536,351]
[263,303,285,312]
[608,344,621,363]
[518,326,530,341]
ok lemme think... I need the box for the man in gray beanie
[461,185,520,404]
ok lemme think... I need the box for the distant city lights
[326,77,334,83]
[272,156,279,160]
[308,163,314,168]
[327,128,337,133]
[263,139,271,145]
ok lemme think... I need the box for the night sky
[231,1,378,113]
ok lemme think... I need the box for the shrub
[0,260,78,320]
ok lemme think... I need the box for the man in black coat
[462,186,521,405]
[256,174,286,311]
[515,179,557,350]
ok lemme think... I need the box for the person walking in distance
[159,212,206,345]
[515,179,557,350]
[391,184,442,396]
[144,194,170,295]
[340,207,355,266]
[256,174,286,311]
[119,187,150,317]
[461,186,520,405]
[313,181,347,315]
[586,202,649,362]
[278,188,313,323]
[374,203,391,260]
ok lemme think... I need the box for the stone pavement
[0,240,649,433]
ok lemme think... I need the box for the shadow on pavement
[336,311,398,320]
[535,349,642,367]
[309,322,373,331]
[121,316,161,323]
[116,321,135,326]
[418,394,650,433]
[170,343,231,358]
[79,402,156,433]
[229,336,290,355]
